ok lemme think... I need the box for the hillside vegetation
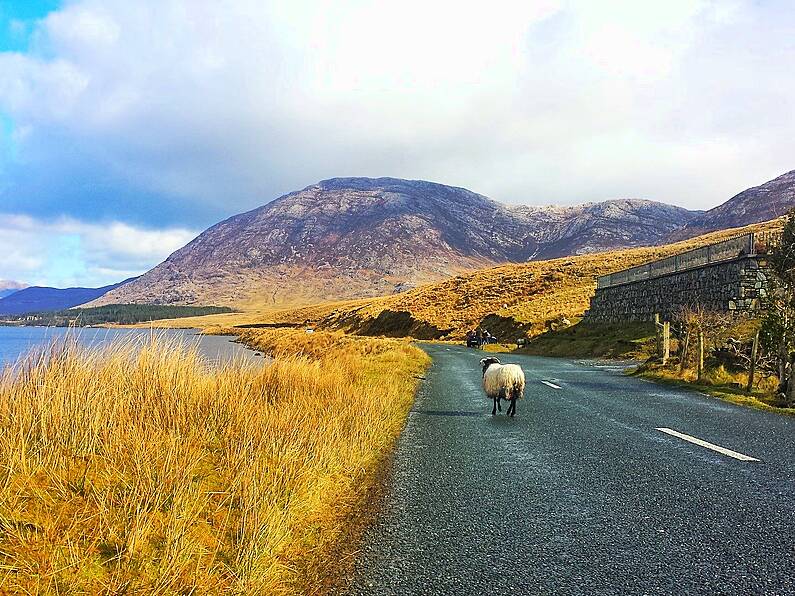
[138,219,784,343]
[0,331,428,594]
[519,322,658,360]
[266,219,784,341]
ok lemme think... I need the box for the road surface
[344,344,795,595]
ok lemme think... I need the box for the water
[0,326,262,368]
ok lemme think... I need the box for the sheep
[480,357,526,417]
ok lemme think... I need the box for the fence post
[746,330,760,394]
[655,314,662,358]
[697,331,705,382]
[663,321,671,365]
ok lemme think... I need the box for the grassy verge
[518,322,657,360]
[0,330,429,594]
[635,364,795,416]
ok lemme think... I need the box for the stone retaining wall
[585,256,771,323]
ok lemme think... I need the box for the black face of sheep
[480,357,501,377]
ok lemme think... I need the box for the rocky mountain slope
[674,170,795,239]
[91,178,696,308]
[512,199,700,259]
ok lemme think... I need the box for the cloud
[0,213,197,287]
[0,0,793,232]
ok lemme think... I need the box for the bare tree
[677,305,733,374]
[726,332,777,392]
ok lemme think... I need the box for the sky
[0,0,794,288]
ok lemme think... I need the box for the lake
[0,326,262,368]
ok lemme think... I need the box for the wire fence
[597,231,782,289]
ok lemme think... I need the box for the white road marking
[541,380,562,390]
[655,427,760,462]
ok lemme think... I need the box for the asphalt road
[344,344,795,595]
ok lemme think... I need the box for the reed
[0,331,428,594]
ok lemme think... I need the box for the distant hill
[0,280,28,300]
[90,177,696,308]
[673,170,795,239]
[0,278,135,316]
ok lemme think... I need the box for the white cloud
[0,213,197,287]
[0,0,792,223]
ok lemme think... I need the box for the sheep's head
[480,357,501,376]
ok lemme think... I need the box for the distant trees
[2,304,234,327]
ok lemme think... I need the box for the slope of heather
[675,170,795,239]
[90,178,695,308]
[266,219,783,341]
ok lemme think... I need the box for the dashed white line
[655,427,760,462]
[541,380,562,390]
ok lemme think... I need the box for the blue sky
[0,0,794,288]
[0,1,54,165]
[0,1,60,51]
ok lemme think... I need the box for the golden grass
[117,309,278,330]
[131,218,784,342]
[636,365,795,416]
[231,328,412,361]
[283,219,785,340]
[0,331,428,594]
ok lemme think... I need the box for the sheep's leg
[491,395,497,416]
[509,397,517,417]
[497,398,502,412]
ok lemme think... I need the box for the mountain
[91,178,696,308]
[0,278,135,316]
[674,170,795,238]
[0,280,28,300]
[511,199,702,259]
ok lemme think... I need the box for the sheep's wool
[483,363,525,400]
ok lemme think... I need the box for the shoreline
[0,326,265,369]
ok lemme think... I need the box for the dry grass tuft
[0,331,428,594]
